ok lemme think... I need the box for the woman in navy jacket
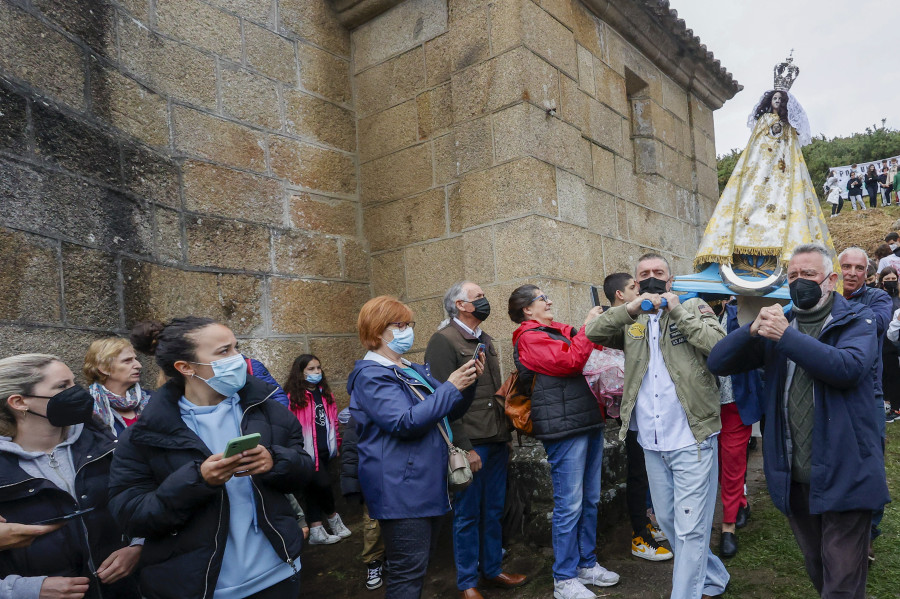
[108,317,314,599]
[347,296,482,599]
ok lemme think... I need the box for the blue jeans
[452,443,508,590]
[644,438,730,599]
[542,428,604,581]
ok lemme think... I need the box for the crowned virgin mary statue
[675,54,836,300]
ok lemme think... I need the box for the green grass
[726,424,900,599]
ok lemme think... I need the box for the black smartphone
[590,286,602,307]
[28,507,95,525]
[472,343,486,362]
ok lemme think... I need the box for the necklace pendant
[48,451,59,469]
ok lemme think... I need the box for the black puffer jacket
[339,410,360,497]
[107,376,314,599]
[0,424,140,599]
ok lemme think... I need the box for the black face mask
[867,282,879,289]
[27,385,95,427]
[469,297,491,322]
[789,278,823,310]
[884,281,898,296]
[638,277,668,295]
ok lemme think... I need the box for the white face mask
[190,354,247,397]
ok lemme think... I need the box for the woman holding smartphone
[0,353,142,599]
[348,295,483,599]
[108,317,314,599]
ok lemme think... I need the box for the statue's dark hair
[752,90,788,123]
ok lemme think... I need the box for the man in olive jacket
[585,254,729,599]
[425,281,527,599]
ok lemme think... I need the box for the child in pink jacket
[285,354,351,545]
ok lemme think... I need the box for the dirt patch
[826,204,900,254]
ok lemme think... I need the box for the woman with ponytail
[108,317,314,599]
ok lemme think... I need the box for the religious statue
[678,54,836,299]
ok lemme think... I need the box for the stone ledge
[329,0,405,29]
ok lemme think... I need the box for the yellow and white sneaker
[632,534,673,562]
[647,523,666,543]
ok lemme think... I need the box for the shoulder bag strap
[404,378,454,449]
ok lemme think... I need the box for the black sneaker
[887,410,900,424]
[366,560,383,591]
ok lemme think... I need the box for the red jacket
[513,320,601,376]
[512,319,605,440]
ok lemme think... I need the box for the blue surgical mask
[305,372,323,384]
[385,327,414,354]
[191,353,247,397]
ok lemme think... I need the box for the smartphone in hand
[590,286,602,307]
[472,343,486,362]
[28,507,96,525]
[223,433,261,458]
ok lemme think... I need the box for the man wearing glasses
[585,253,730,599]
[425,281,528,599]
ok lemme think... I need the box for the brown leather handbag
[500,370,536,435]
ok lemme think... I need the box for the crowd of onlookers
[825,158,900,215]
[0,243,894,599]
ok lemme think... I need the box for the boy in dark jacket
[708,244,890,599]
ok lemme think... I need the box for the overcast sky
[670,0,900,157]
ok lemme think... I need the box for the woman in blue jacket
[108,317,314,599]
[347,296,483,599]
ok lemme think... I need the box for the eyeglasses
[388,321,416,330]
[529,294,551,305]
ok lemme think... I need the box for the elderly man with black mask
[425,282,527,599]
[709,243,889,599]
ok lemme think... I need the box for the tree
[717,125,900,196]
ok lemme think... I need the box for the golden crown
[773,53,799,92]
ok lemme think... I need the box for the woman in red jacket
[284,354,351,545]
[507,285,619,599]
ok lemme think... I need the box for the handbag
[406,381,473,492]
[499,370,535,435]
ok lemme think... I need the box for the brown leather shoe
[459,589,484,599]
[482,572,529,588]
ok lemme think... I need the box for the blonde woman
[0,354,142,599]
[83,338,150,436]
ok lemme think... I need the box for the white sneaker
[553,578,596,599]
[307,525,340,545]
[648,523,666,543]
[576,563,620,587]
[326,513,352,539]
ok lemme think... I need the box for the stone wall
[0,0,366,396]
[0,0,733,393]
[352,0,724,375]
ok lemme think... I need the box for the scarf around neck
[89,381,150,433]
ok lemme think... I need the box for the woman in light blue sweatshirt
[109,317,312,599]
